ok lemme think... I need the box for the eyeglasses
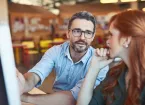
[70,28,94,39]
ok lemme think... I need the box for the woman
[77,10,145,105]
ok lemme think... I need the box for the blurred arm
[21,91,76,105]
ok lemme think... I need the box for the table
[21,88,46,105]
[22,102,34,105]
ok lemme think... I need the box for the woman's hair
[103,10,145,105]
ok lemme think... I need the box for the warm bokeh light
[142,8,145,11]
[127,8,132,10]
[12,0,40,5]
[121,0,137,2]
[100,0,118,3]
[49,9,60,15]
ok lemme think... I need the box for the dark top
[89,68,145,105]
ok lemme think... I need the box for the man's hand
[16,70,40,96]
[16,69,25,95]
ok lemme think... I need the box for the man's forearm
[22,91,76,105]
[23,72,40,93]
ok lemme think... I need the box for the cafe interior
[1,0,145,104]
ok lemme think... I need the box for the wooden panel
[8,3,57,18]
[59,3,120,18]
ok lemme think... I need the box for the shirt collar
[80,48,93,64]
[64,45,72,62]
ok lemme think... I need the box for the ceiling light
[121,0,137,2]
[12,0,40,5]
[100,0,118,3]
[77,0,86,2]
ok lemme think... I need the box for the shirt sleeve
[70,65,109,100]
[70,79,84,100]
[94,66,109,87]
[28,46,57,87]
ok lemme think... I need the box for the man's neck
[69,47,87,63]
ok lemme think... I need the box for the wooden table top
[21,88,46,105]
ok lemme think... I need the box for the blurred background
[6,0,145,93]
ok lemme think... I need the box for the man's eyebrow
[85,30,93,32]
[73,28,93,32]
[73,28,81,30]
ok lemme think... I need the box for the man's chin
[71,44,88,53]
[76,51,85,53]
[75,48,87,53]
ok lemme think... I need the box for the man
[17,11,109,105]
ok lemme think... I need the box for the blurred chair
[12,43,25,66]
[21,41,39,68]
[39,40,53,54]
[52,38,64,46]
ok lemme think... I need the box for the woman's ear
[122,36,132,48]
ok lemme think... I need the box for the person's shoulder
[45,41,69,56]
[87,46,95,56]
[54,41,69,49]
[48,41,68,51]
[55,41,69,52]
[87,46,94,53]
[89,46,95,51]
[60,41,69,48]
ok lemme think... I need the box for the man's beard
[71,40,89,53]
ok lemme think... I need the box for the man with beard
[17,11,109,105]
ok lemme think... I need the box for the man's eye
[76,30,81,33]
[87,32,92,35]
[84,31,91,35]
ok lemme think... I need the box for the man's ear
[66,30,70,39]
[91,33,95,41]
[122,36,132,48]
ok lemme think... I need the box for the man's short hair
[68,11,97,33]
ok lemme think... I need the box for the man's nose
[80,32,85,40]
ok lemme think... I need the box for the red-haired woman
[77,10,145,105]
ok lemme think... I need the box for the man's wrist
[21,93,30,103]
